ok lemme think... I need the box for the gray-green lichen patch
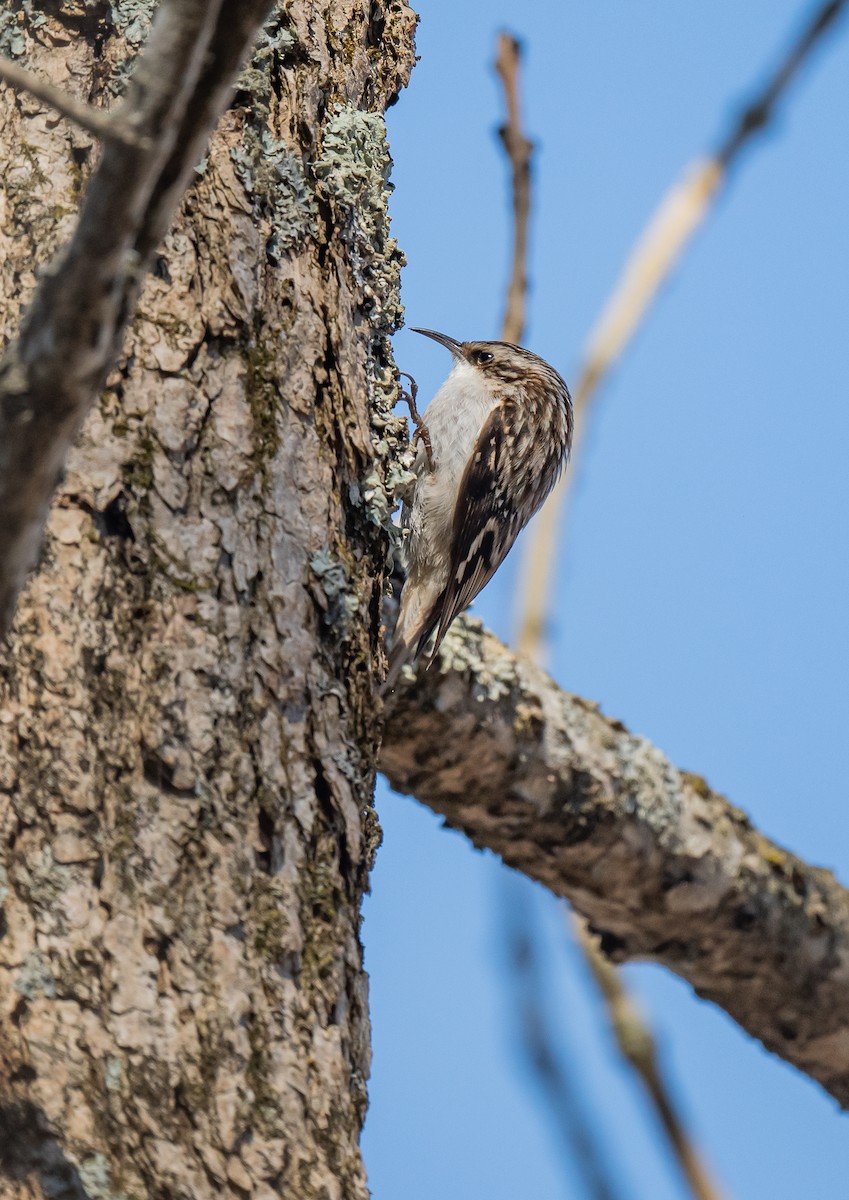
[371,400,416,503]
[616,734,682,838]
[231,131,318,260]
[435,618,517,703]
[362,370,416,553]
[104,0,157,96]
[14,948,57,999]
[15,841,74,909]
[109,0,155,46]
[388,618,517,701]
[315,105,412,552]
[238,11,299,104]
[356,468,391,530]
[314,108,392,241]
[231,11,314,259]
[78,1152,131,1200]
[105,1055,124,1092]
[310,548,359,632]
[0,1,46,56]
[315,105,405,336]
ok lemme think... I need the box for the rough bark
[0,3,416,1197]
[0,0,283,631]
[380,618,849,1109]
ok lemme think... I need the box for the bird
[384,327,573,690]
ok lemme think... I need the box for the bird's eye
[473,350,494,365]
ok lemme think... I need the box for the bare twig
[398,371,434,470]
[494,40,623,1198]
[716,0,848,167]
[495,32,722,1198]
[504,885,622,1200]
[495,32,534,345]
[515,0,849,661]
[574,916,725,1200]
[0,54,140,145]
[379,616,849,1111]
[0,0,276,634]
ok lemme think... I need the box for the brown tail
[380,603,446,695]
[380,634,413,696]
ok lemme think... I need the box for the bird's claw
[398,371,434,471]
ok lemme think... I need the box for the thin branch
[504,886,623,1200]
[496,35,722,1198]
[514,0,849,661]
[573,916,725,1200]
[495,33,533,345]
[379,616,849,1110]
[0,0,276,635]
[716,0,848,166]
[496,36,643,1197]
[132,0,279,263]
[0,54,140,145]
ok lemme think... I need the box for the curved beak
[411,327,465,360]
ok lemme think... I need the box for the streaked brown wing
[427,402,527,659]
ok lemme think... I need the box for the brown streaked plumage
[384,328,572,690]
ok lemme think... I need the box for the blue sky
[364,3,849,1197]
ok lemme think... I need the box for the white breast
[407,359,497,571]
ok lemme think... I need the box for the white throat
[424,359,497,484]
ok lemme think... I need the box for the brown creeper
[384,328,573,689]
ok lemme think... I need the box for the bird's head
[411,327,571,418]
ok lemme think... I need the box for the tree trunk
[0,3,416,1197]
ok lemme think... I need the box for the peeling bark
[0,2,416,1197]
[380,619,849,1109]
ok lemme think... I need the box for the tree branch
[0,0,275,635]
[493,34,722,1192]
[0,54,141,144]
[495,32,533,346]
[503,887,624,1200]
[380,618,849,1109]
[574,916,724,1200]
